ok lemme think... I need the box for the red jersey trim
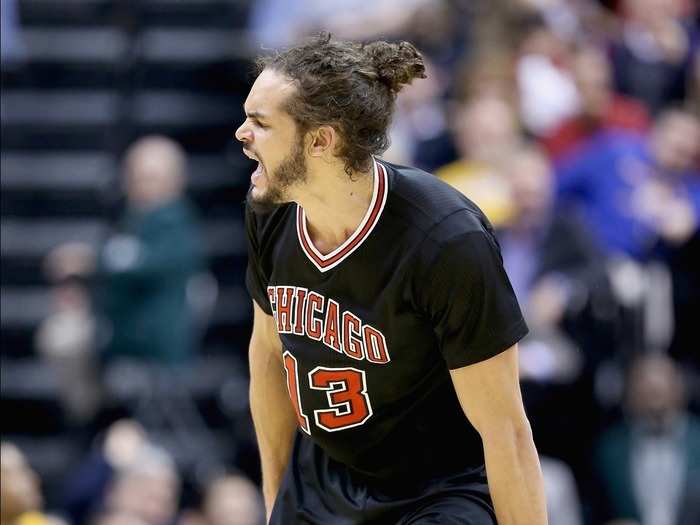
[296,158,388,273]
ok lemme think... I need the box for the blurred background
[0,1,698,525]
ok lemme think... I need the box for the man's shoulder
[380,159,491,243]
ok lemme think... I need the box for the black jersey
[245,158,528,491]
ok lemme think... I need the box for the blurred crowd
[2,420,263,525]
[2,1,699,525]
[347,1,698,524]
[3,134,265,525]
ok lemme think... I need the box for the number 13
[283,351,373,433]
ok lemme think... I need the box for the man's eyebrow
[245,110,270,121]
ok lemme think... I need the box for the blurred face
[236,69,309,212]
[138,473,178,525]
[109,470,179,525]
[124,141,184,208]
[0,443,43,522]
[126,168,174,207]
[508,151,553,228]
[652,112,700,173]
[573,48,612,117]
[204,477,262,525]
[455,97,517,163]
[626,356,684,431]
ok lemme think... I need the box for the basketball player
[237,33,547,524]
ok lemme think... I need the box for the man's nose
[235,122,252,143]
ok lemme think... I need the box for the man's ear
[308,125,337,158]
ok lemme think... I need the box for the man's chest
[265,274,437,373]
[262,220,437,371]
[264,264,442,434]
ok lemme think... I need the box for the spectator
[99,444,181,525]
[1,442,43,525]
[202,474,264,525]
[595,354,700,525]
[62,419,149,525]
[436,95,520,227]
[556,108,700,260]
[542,44,650,161]
[453,48,518,106]
[499,145,614,368]
[498,145,616,495]
[515,13,580,136]
[98,136,203,364]
[1,442,66,525]
[400,0,468,74]
[635,110,700,365]
[36,242,101,425]
[384,57,452,171]
[610,0,696,114]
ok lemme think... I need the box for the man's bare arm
[249,300,297,519]
[450,345,548,525]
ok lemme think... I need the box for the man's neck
[293,159,374,255]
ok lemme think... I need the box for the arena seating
[1,0,259,503]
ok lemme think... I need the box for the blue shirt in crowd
[555,131,700,260]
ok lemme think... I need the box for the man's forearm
[482,421,548,525]
[249,344,298,516]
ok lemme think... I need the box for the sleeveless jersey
[245,158,528,490]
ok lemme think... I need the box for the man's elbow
[477,413,534,448]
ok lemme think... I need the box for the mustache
[243,148,259,159]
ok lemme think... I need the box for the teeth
[243,149,258,161]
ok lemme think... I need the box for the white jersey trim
[296,157,388,273]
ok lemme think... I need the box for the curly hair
[256,33,426,176]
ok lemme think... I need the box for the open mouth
[244,149,265,180]
[243,148,257,161]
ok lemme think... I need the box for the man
[556,108,700,260]
[202,474,264,525]
[542,44,649,162]
[238,33,547,524]
[595,354,700,525]
[99,136,203,364]
[436,94,520,228]
[1,442,43,525]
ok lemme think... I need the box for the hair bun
[362,41,426,94]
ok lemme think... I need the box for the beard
[246,137,307,214]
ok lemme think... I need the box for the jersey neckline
[296,157,389,273]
